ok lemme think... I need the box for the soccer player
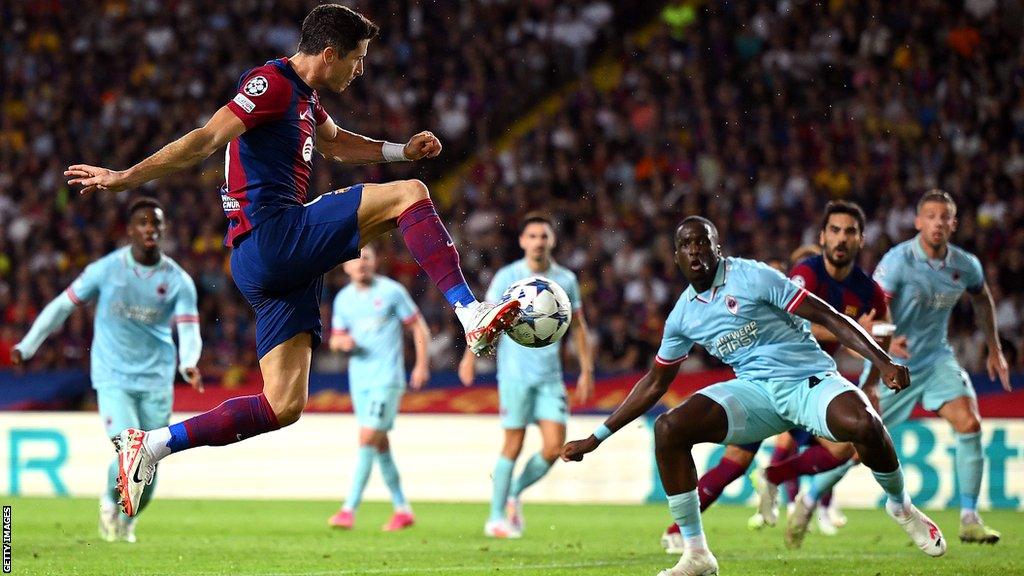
[660,201,891,552]
[792,190,1012,547]
[563,216,946,576]
[11,198,202,542]
[458,214,594,538]
[64,4,520,517]
[326,245,429,531]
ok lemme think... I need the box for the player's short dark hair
[519,212,554,235]
[676,215,718,245]
[917,189,957,215]
[128,197,163,219]
[820,200,866,234]
[298,4,379,56]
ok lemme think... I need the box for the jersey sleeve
[788,261,818,293]
[872,248,903,299]
[754,262,807,313]
[331,291,349,335]
[564,272,583,312]
[870,280,889,319]
[655,299,693,365]
[172,273,200,324]
[961,252,985,294]
[226,69,293,130]
[313,96,329,125]
[66,260,106,305]
[393,282,420,325]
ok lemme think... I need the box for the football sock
[667,489,707,550]
[697,456,748,511]
[766,445,845,486]
[955,431,983,513]
[377,449,408,509]
[490,456,515,522]
[769,442,799,504]
[397,198,474,308]
[161,394,280,456]
[871,465,907,506]
[807,459,855,502]
[344,446,378,512]
[510,453,554,498]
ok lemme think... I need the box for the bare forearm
[824,313,889,367]
[573,324,595,375]
[602,370,671,432]
[319,128,389,165]
[123,129,219,188]
[411,320,431,367]
[810,324,837,343]
[972,289,1002,351]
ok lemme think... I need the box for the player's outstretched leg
[938,397,1001,544]
[356,180,520,356]
[377,436,414,531]
[654,395,730,576]
[811,390,945,557]
[486,429,524,538]
[664,444,757,554]
[329,445,375,529]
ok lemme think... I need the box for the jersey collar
[274,57,315,96]
[124,247,164,279]
[684,258,728,303]
[910,234,951,269]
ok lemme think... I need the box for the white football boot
[751,469,779,527]
[456,300,521,356]
[661,528,685,554]
[113,428,157,517]
[505,497,525,534]
[785,493,816,549]
[657,549,719,576]
[483,519,522,539]
[887,501,946,557]
[98,500,120,542]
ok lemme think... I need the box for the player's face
[674,221,721,284]
[326,40,369,93]
[519,223,555,261]
[343,247,376,284]
[128,207,164,252]
[819,212,862,269]
[915,200,957,250]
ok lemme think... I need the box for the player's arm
[66,107,246,195]
[458,347,477,386]
[11,292,78,365]
[173,274,204,392]
[315,116,441,165]
[570,311,595,404]
[404,313,431,390]
[969,282,1011,391]
[561,360,681,462]
[791,292,909,392]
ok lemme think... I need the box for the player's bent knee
[845,410,886,446]
[268,396,306,427]
[401,179,430,202]
[955,416,982,434]
[654,412,689,449]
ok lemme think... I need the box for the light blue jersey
[873,236,984,374]
[657,257,835,381]
[486,259,582,386]
[70,247,198,390]
[331,276,419,390]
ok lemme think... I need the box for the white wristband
[382,141,409,162]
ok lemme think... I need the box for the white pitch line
[182,558,651,576]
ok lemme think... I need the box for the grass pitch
[7,497,1021,575]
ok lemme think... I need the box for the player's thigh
[694,378,789,446]
[259,332,313,419]
[354,386,403,432]
[356,180,429,244]
[532,381,569,428]
[95,387,141,439]
[136,388,173,431]
[499,380,535,430]
[535,418,566,455]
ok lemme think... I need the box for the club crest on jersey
[951,270,960,282]
[244,75,269,96]
[725,294,739,315]
[157,283,168,297]
[373,298,383,310]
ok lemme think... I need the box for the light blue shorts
[95,387,173,440]
[875,356,975,427]
[696,371,864,445]
[352,386,404,431]
[498,379,568,429]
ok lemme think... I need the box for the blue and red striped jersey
[221,58,329,247]
[789,255,888,356]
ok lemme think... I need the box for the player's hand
[573,370,594,405]
[11,348,24,367]
[888,335,910,359]
[458,354,475,386]
[410,363,430,390]
[561,436,600,462]
[64,164,130,196]
[403,131,442,161]
[987,348,1011,392]
[879,361,910,392]
[183,367,204,393]
[330,333,356,353]
[856,309,876,334]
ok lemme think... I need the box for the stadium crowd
[2,1,1022,384]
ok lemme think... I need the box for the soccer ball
[500,276,572,348]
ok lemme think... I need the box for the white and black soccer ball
[500,275,572,348]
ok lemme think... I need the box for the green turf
[5,497,1021,575]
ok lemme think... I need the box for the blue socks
[667,489,706,549]
[344,446,377,511]
[490,456,515,522]
[511,453,554,498]
[956,431,983,512]
[871,466,907,505]
[808,459,856,502]
[377,450,408,509]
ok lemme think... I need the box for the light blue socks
[510,453,554,498]
[490,456,515,522]
[343,446,377,511]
